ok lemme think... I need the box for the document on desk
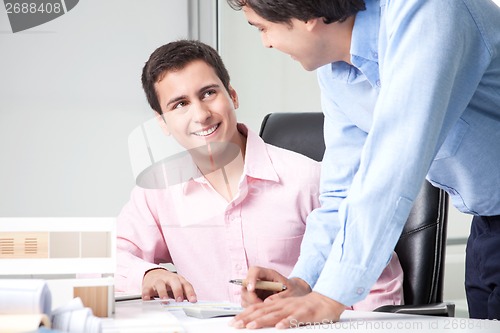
[103,300,185,333]
[158,299,243,319]
[182,306,243,319]
[158,299,237,309]
[114,292,142,302]
[105,299,241,332]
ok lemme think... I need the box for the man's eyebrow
[248,21,267,31]
[247,20,260,27]
[199,84,220,92]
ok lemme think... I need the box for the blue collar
[331,0,381,88]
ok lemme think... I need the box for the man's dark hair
[226,0,365,24]
[142,40,231,115]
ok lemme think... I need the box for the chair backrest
[259,112,449,306]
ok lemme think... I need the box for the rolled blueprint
[0,279,52,316]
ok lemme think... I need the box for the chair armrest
[374,302,455,317]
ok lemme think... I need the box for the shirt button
[376,80,381,87]
[356,287,365,295]
[235,264,242,270]
[372,51,378,59]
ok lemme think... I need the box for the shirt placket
[225,195,248,301]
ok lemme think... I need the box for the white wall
[0,0,192,216]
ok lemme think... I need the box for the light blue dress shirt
[290,0,500,306]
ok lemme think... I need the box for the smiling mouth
[193,123,220,137]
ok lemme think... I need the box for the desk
[105,300,500,333]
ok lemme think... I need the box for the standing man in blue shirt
[226,0,500,328]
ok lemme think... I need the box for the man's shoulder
[263,142,320,167]
[262,143,321,186]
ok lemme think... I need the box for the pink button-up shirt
[116,124,403,307]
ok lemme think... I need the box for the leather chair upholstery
[259,112,326,162]
[259,112,454,316]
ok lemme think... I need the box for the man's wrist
[289,277,312,293]
[311,291,346,314]
[143,266,168,278]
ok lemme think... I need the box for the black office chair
[259,112,454,317]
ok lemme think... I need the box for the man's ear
[155,112,171,136]
[305,17,320,32]
[228,85,239,109]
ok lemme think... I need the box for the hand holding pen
[232,266,311,308]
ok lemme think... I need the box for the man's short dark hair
[142,40,231,115]
[226,0,365,25]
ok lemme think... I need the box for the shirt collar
[239,123,280,183]
[182,123,279,194]
[330,0,381,88]
[351,0,380,64]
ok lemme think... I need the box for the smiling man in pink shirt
[115,40,403,308]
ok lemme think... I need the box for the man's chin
[300,61,321,72]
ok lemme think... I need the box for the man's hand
[240,266,311,307]
[231,292,346,329]
[142,268,197,302]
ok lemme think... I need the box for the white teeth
[194,124,219,136]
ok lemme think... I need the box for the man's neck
[317,14,355,66]
[193,132,247,202]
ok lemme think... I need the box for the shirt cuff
[288,255,323,289]
[313,263,377,306]
[127,261,164,292]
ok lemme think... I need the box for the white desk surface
[104,299,500,333]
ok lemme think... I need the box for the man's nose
[192,102,211,122]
